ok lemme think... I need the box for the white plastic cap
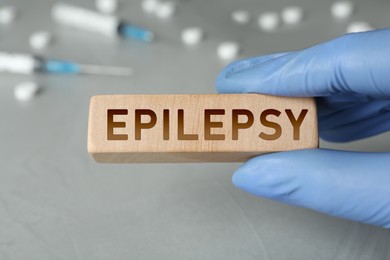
[281,6,304,25]
[181,27,204,46]
[0,6,16,24]
[331,1,354,19]
[155,1,176,19]
[29,31,53,50]
[14,81,40,101]
[231,10,250,24]
[142,0,160,13]
[258,12,280,31]
[217,42,240,60]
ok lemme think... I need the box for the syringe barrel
[0,52,37,74]
[51,3,119,37]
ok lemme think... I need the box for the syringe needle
[77,64,134,76]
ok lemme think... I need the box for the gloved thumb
[233,149,390,228]
[216,29,390,98]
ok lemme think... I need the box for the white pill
[0,6,16,24]
[181,27,204,46]
[258,12,280,31]
[331,1,354,19]
[217,41,240,60]
[346,21,373,33]
[155,1,176,19]
[142,0,160,13]
[96,0,118,14]
[14,82,40,102]
[29,31,53,50]
[231,10,250,24]
[281,6,304,25]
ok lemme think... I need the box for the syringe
[52,2,154,43]
[0,52,134,76]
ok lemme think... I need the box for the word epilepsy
[107,108,308,141]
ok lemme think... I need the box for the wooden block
[88,94,318,163]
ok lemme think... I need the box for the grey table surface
[1,0,390,259]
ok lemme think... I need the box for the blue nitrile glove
[216,29,390,228]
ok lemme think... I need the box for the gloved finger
[320,111,390,141]
[316,94,373,115]
[233,149,390,228]
[318,100,390,142]
[216,29,390,98]
[220,51,292,76]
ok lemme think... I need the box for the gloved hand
[216,28,390,228]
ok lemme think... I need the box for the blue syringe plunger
[118,22,154,42]
[44,60,80,74]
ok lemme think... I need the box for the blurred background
[1,0,390,259]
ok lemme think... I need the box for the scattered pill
[29,31,53,50]
[258,12,280,31]
[346,21,373,33]
[281,6,304,25]
[142,0,160,13]
[0,6,16,24]
[155,1,176,19]
[181,27,204,46]
[231,10,250,24]
[331,1,354,19]
[217,41,240,60]
[14,81,40,101]
[96,0,118,14]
